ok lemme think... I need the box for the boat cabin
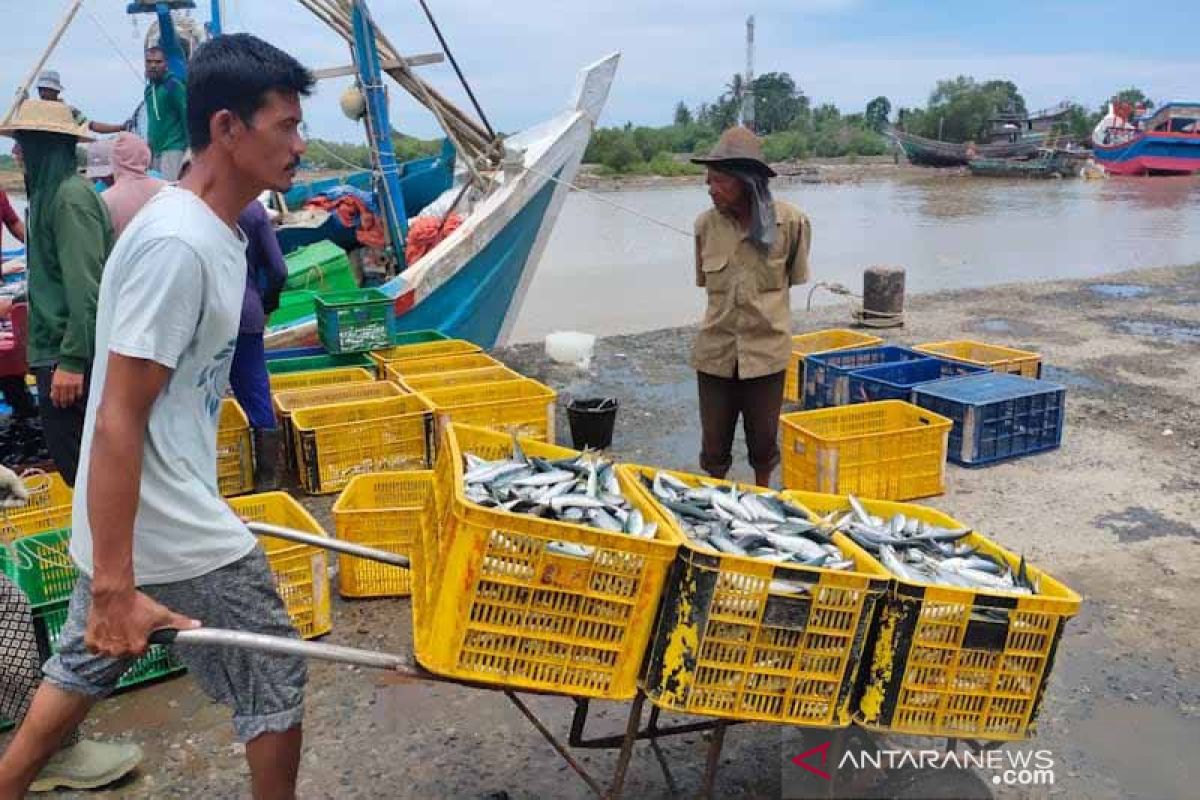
[1137,103,1200,135]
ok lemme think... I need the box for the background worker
[0,99,114,486]
[143,47,189,180]
[34,71,126,136]
[689,126,812,487]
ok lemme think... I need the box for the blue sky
[4,0,1198,149]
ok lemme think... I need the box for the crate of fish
[399,365,524,394]
[291,395,434,495]
[914,340,1042,379]
[803,346,927,409]
[30,597,185,692]
[315,288,399,354]
[227,492,333,639]
[0,472,72,542]
[784,491,1081,741]
[845,358,988,405]
[272,380,408,472]
[785,329,884,403]
[216,399,254,497]
[419,378,557,444]
[265,351,374,376]
[0,529,76,605]
[618,465,890,726]
[414,423,677,700]
[382,352,503,383]
[331,471,433,598]
[781,401,952,501]
[914,373,1066,466]
[268,366,375,394]
[368,338,483,377]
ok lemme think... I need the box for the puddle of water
[975,319,1014,333]
[1041,365,1106,390]
[1088,284,1152,299]
[1093,506,1199,542]
[1117,320,1200,345]
[1072,699,1200,799]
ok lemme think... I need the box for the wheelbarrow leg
[699,720,728,799]
[605,690,646,800]
[503,691,605,799]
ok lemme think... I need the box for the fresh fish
[550,495,607,512]
[624,509,645,536]
[466,460,527,484]
[511,469,576,487]
[589,508,624,532]
[708,532,746,555]
[548,541,593,559]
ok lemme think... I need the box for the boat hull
[1094,134,1200,175]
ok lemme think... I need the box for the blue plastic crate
[846,357,989,404]
[914,373,1066,466]
[803,346,927,409]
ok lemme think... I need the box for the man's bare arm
[86,352,199,657]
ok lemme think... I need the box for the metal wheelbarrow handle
[149,627,414,671]
[247,521,411,569]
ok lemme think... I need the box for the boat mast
[209,0,224,36]
[349,0,409,267]
[741,15,755,131]
[2,0,86,125]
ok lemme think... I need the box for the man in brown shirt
[690,126,811,486]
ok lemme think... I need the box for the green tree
[1112,87,1155,110]
[864,96,892,131]
[909,76,1027,142]
[750,72,808,134]
[673,101,693,126]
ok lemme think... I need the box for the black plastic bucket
[566,397,619,450]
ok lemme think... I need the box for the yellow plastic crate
[0,473,73,542]
[413,424,677,700]
[216,400,254,498]
[272,381,408,473]
[399,365,524,394]
[418,378,557,444]
[781,400,952,501]
[227,492,332,639]
[383,352,503,384]
[331,471,432,598]
[268,366,375,394]
[785,329,884,403]
[291,395,434,495]
[620,465,890,727]
[784,491,1081,741]
[368,339,482,376]
[914,340,1042,378]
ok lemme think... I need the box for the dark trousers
[697,369,786,478]
[33,366,89,487]
[229,333,276,431]
[0,375,37,419]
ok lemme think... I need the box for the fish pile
[462,437,656,557]
[642,471,856,571]
[836,496,1037,595]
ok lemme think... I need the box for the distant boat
[968,151,1087,179]
[887,128,1047,167]
[1092,102,1200,176]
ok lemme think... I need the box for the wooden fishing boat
[967,151,1086,179]
[1092,102,1200,176]
[887,128,1047,167]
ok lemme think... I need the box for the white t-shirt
[70,186,257,585]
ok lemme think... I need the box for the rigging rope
[414,0,496,141]
[82,1,143,81]
[522,165,694,238]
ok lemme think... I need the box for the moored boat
[1092,102,1200,176]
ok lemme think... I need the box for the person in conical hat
[689,126,812,487]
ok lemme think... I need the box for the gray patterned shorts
[43,547,307,743]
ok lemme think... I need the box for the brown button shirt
[691,199,812,379]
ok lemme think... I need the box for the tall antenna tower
[741,15,755,130]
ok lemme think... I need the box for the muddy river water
[510,173,1200,342]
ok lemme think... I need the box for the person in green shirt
[143,47,188,180]
[0,99,114,486]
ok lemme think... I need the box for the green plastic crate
[266,352,374,375]
[268,290,318,328]
[0,530,77,607]
[283,241,357,293]
[316,289,398,354]
[32,599,184,693]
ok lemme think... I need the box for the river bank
[18,263,1197,798]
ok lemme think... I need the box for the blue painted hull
[1094,134,1200,175]
[394,177,558,347]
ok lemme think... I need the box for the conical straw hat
[0,99,94,141]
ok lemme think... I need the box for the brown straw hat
[691,125,776,177]
[0,99,94,141]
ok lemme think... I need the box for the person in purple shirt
[232,200,287,489]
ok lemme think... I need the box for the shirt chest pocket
[756,240,790,293]
[700,252,732,293]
